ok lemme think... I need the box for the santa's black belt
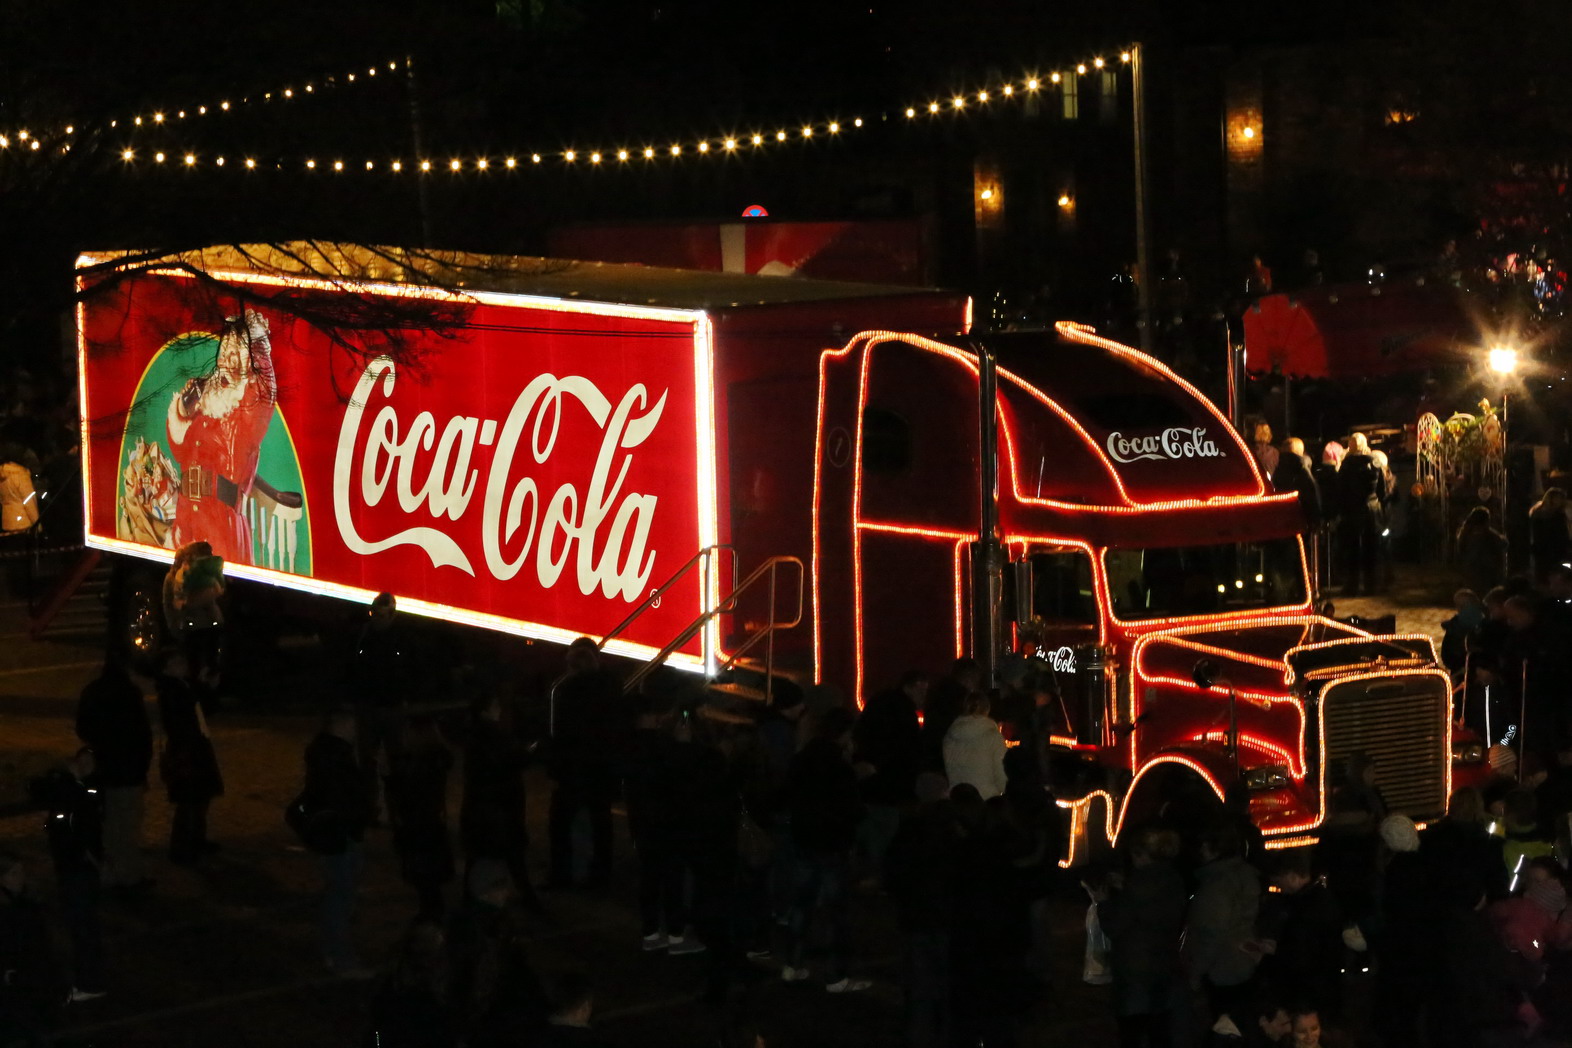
[182,465,241,510]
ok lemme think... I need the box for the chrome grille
[1321,675,1449,820]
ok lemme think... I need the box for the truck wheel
[1119,763,1222,848]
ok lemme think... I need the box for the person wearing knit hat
[1379,814,1420,853]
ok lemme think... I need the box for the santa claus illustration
[166,310,277,564]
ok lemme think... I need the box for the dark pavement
[1,561,1118,1048]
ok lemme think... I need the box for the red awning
[1243,283,1482,379]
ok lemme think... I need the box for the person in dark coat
[446,859,548,1045]
[1335,433,1386,595]
[74,657,152,890]
[353,591,410,824]
[1098,826,1187,1047]
[155,652,223,866]
[854,670,927,869]
[1457,508,1509,599]
[0,852,60,1042]
[37,748,106,1001]
[1258,854,1346,1019]
[1528,488,1570,582]
[1428,885,1541,1048]
[922,658,979,773]
[1421,787,1508,902]
[1271,438,1322,525]
[884,773,960,1048]
[624,700,688,951]
[546,638,627,889]
[387,714,456,921]
[781,707,870,992]
[460,694,546,917]
[303,707,372,975]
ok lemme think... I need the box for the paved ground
[1,559,1117,1048]
[0,554,1481,1047]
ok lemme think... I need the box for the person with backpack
[299,707,373,976]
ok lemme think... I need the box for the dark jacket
[1421,819,1509,902]
[388,740,455,886]
[1100,858,1187,985]
[75,666,152,788]
[156,672,223,804]
[1184,855,1261,988]
[39,769,103,876]
[1257,881,1345,1008]
[550,669,628,774]
[446,899,547,1043]
[304,732,372,847]
[353,619,410,709]
[1337,453,1385,521]
[460,720,529,857]
[1271,452,1322,526]
[884,802,962,932]
[786,737,862,854]
[853,688,922,805]
[1529,506,1570,576]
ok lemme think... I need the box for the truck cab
[814,322,1479,861]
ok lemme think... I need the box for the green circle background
[116,333,312,574]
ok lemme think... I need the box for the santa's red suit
[168,312,277,565]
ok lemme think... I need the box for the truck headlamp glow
[1452,739,1485,765]
[1242,764,1292,791]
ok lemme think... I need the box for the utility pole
[404,54,434,248]
[1131,42,1154,354]
[973,341,1003,690]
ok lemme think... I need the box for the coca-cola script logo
[1105,426,1224,464]
[333,358,668,601]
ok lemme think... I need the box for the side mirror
[1192,658,1219,690]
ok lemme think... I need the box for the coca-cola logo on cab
[333,358,668,602]
[1105,426,1224,464]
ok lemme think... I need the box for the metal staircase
[598,545,805,705]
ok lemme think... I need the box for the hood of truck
[1129,614,1451,835]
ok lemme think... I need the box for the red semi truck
[76,243,1479,862]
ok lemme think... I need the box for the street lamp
[1488,345,1519,375]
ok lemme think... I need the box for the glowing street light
[1488,345,1519,375]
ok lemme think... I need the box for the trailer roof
[78,242,955,312]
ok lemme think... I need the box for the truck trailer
[76,243,1480,862]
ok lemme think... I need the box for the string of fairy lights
[0,58,407,152]
[0,50,1132,176]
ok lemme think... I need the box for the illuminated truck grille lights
[1321,675,1450,821]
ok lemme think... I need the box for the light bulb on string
[134,117,142,126]
[154,151,165,163]
[198,107,206,115]
[853,117,863,126]
[347,73,355,81]
[723,138,737,151]
[215,156,225,166]
[506,156,518,168]
[120,149,133,161]
[283,89,293,98]
[928,102,940,113]
[1050,72,1061,84]
[644,147,655,158]
[564,150,576,162]
[828,122,839,133]
[154,112,165,123]
[449,158,461,171]
[1120,50,1132,62]
[365,160,374,170]
[670,144,681,156]
[977,90,988,102]
[952,96,965,109]
[751,134,763,145]
[1093,57,1105,68]
[617,149,629,161]
[184,153,195,165]
[531,154,541,163]
[590,152,601,163]
[306,85,313,92]
[906,107,916,118]
[477,158,488,170]
[1076,63,1087,74]
[0,136,9,149]
[801,126,813,137]
[420,159,432,171]
[333,160,344,171]
[776,130,787,141]
[306,158,316,169]
[1002,85,1013,96]
[221,102,229,110]
[697,141,709,153]
[391,160,402,171]
[29,140,39,151]
[245,158,256,169]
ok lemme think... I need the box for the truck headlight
[1452,740,1485,764]
[1242,764,1292,790]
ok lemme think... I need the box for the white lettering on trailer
[1104,426,1223,464]
[334,358,667,601]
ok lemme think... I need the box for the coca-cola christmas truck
[76,243,1479,862]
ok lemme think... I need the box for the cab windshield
[1103,538,1306,621]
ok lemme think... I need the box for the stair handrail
[596,544,736,653]
[623,555,804,698]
